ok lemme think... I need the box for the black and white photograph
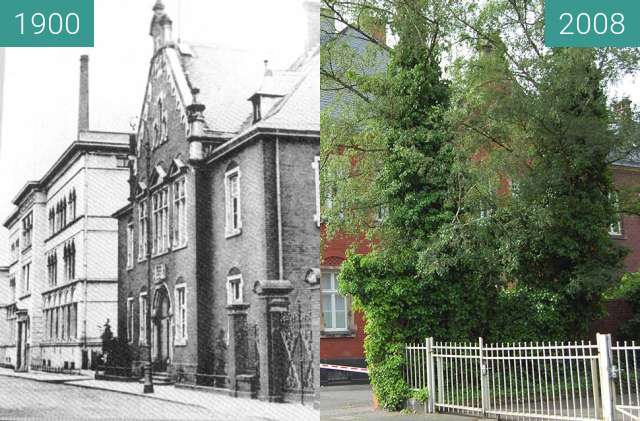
[0,1,319,419]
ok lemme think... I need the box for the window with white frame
[138,200,148,260]
[312,156,320,226]
[152,187,169,254]
[321,271,348,332]
[175,284,187,344]
[173,177,187,247]
[126,223,134,269]
[139,292,147,345]
[127,297,134,343]
[225,167,242,237]
[610,192,622,236]
[227,273,243,305]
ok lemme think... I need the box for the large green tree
[321,0,640,409]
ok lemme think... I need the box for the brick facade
[114,1,319,403]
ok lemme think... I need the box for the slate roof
[181,43,267,135]
[253,51,320,132]
[320,26,388,112]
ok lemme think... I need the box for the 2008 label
[559,12,625,36]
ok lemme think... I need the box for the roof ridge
[262,52,318,122]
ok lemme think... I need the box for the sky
[0,0,309,265]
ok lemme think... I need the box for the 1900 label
[0,0,93,47]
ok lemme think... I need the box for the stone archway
[152,286,171,372]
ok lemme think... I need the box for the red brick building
[113,0,320,403]
[320,10,640,382]
[320,15,387,384]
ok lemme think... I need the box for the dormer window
[252,97,261,123]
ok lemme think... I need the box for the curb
[0,371,86,384]
[63,381,209,410]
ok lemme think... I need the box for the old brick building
[113,0,319,403]
[0,55,131,372]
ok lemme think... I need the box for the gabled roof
[181,43,267,135]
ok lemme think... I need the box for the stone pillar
[226,303,250,397]
[254,280,293,402]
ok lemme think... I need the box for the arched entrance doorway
[152,287,171,372]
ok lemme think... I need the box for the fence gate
[611,341,640,420]
[405,336,621,420]
[281,301,315,404]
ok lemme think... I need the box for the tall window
[173,178,187,247]
[47,252,58,286]
[126,223,134,269]
[49,209,55,235]
[225,167,242,237]
[152,187,169,254]
[313,156,320,226]
[61,197,67,228]
[175,285,187,345]
[139,292,147,345]
[22,263,31,294]
[138,200,148,260]
[610,192,622,236]
[227,272,243,305]
[127,297,134,343]
[22,212,33,249]
[63,240,76,281]
[68,189,77,221]
[321,271,348,332]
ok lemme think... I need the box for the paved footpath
[0,368,318,421]
[321,384,483,421]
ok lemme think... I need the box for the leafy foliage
[321,0,639,410]
[607,272,640,340]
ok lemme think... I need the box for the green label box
[545,0,640,47]
[0,0,93,47]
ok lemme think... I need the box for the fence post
[427,337,435,413]
[479,337,490,417]
[597,333,615,421]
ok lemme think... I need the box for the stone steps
[139,371,173,385]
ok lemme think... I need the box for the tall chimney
[78,55,89,133]
[302,1,320,52]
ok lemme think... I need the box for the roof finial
[153,0,165,12]
[263,59,272,76]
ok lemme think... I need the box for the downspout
[82,156,89,348]
[275,137,283,280]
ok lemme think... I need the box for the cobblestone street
[0,370,318,420]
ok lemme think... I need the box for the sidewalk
[321,384,481,421]
[0,368,318,421]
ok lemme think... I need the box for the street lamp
[141,119,154,394]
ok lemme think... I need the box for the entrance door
[154,290,171,372]
[15,322,22,371]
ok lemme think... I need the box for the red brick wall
[590,299,634,338]
[321,230,370,362]
[612,165,640,272]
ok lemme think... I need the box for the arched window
[226,268,243,305]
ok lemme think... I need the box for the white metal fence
[405,334,640,421]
